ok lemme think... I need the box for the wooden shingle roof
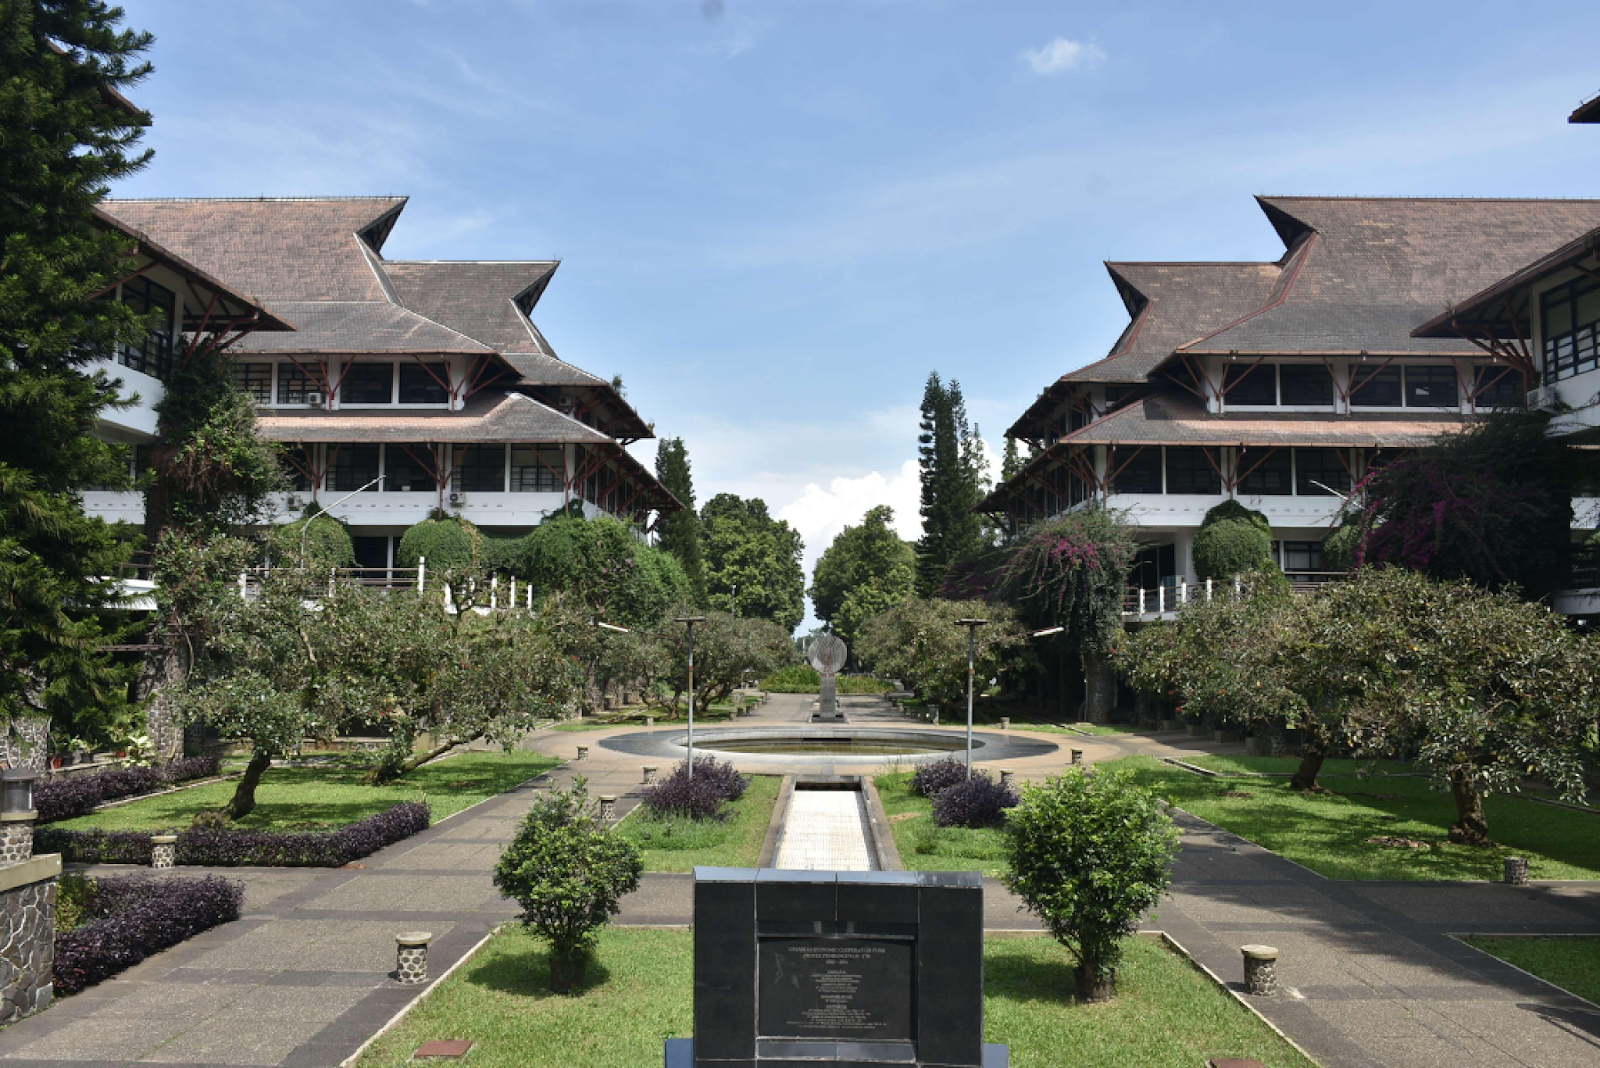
[384,261,558,354]
[257,391,613,445]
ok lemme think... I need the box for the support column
[0,769,57,1025]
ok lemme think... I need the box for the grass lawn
[355,927,1311,1068]
[875,772,1010,877]
[1463,937,1600,1006]
[614,774,782,871]
[1110,755,1600,881]
[53,751,561,833]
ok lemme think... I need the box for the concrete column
[598,796,616,822]
[1000,717,1010,731]
[150,835,177,869]
[575,746,588,761]
[642,766,658,786]
[1504,857,1530,886]
[999,770,1016,790]
[1241,945,1279,996]
[396,932,432,984]
[1070,749,1083,766]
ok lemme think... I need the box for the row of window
[1128,539,1326,591]
[283,443,568,494]
[1219,362,1518,409]
[232,361,451,406]
[1542,274,1600,384]
[115,276,177,381]
[1111,447,1353,497]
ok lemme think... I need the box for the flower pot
[1074,966,1115,1002]
[50,756,62,770]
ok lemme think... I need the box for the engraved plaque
[757,938,913,1041]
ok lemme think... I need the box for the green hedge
[397,517,482,570]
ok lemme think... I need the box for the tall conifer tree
[654,436,706,603]
[0,1,155,729]
[915,373,987,596]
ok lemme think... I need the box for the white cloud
[1021,37,1106,76]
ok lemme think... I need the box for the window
[232,362,272,404]
[1111,448,1162,494]
[1130,544,1178,589]
[117,275,176,379]
[1165,448,1220,494]
[340,362,393,404]
[1473,365,1523,409]
[1294,449,1350,496]
[281,445,315,491]
[1404,366,1459,408]
[510,445,566,492]
[399,362,450,404]
[1279,364,1334,406]
[452,445,505,493]
[277,363,323,406]
[1281,540,1325,573]
[1104,385,1133,407]
[1237,448,1293,496]
[326,444,380,491]
[1224,363,1276,405]
[385,444,437,492]
[1350,365,1401,407]
[1541,276,1600,383]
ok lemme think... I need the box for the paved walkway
[0,696,1594,1066]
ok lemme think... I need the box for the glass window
[1295,449,1350,496]
[340,362,393,404]
[326,444,380,491]
[1238,448,1293,496]
[277,363,323,406]
[1224,363,1276,405]
[384,444,437,492]
[1473,366,1523,409]
[1279,364,1334,406]
[1104,385,1132,407]
[1541,276,1600,383]
[1165,448,1220,494]
[399,362,450,404]
[452,445,505,493]
[281,445,315,491]
[1350,365,1401,407]
[1281,540,1325,572]
[1111,448,1162,494]
[510,445,566,492]
[232,362,272,404]
[1404,366,1459,408]
[117,275,176,380]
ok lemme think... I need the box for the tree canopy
[809,504,914,649]
[654,436,706,603]
[856,596,1030,707]
[700,493,805,633]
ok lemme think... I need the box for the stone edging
[337,924,501,1067]
[859,774,902,872]
[755,774,794,868]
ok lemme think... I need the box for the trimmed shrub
[911,756,967,799]
[266,509,355,568]
[165,756,222,783]
[1199,499,1271,537]
[931,773,1018,828]
[1192,518,1275,581]
[639,758,747,821]
[38,801,430,868]
[397,517,480,570]
[35,756,224,824]
[54,875,244,995]
[36,777,104,823]
[93,767,163,803]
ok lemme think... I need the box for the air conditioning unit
[305,392,325,407]
[1529,386,1561,412]
[449,491,465,506]
[558,395,576,412]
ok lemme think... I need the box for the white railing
[236,556,536,614]
[1122,572,1347,617]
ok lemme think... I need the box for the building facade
[87,197,677,567]
[982,196,1600,596]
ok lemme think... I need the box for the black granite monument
[665,867,1007,1067]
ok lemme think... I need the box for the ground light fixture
[953,618,989,778]
[1,768,36,817]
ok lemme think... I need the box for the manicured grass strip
[1464,937,1600,1006]
[54,752,561,833]
[1108,755,1600,881]
[875,772,1010,877]
[615,774,782,871]
[355,928,1311,1068]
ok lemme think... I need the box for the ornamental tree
[809,504,915,649]
[1004,767,1179,998]
[700,493,806,633]
[492,777,643,993]
[1191,500,1277,582]
[855,596,1030,707]
[656,607,793,714]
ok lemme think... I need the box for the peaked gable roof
[384,260,557,354]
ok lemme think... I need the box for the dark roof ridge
[1256,193,1600,204]
[106,195,409,203]
[1105,259,1279,268]
[386,258,560,265]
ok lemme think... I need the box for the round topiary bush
[266,510,354,568]
[1192,518,1274,580]
[396,516,481,570]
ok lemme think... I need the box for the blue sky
[116,0,1600,619]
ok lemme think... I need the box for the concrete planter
[1213,729,1242,744]
[1185,724,1207,738]
[1244,735,1270,756]
[1159,719,1181,732]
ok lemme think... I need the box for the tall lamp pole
[299,475,383,567]
[954,618,988,779]
[675,615,707,777]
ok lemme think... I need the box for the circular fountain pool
[598,726,1058,766]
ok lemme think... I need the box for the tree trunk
[369,740,456,784]
[223,750,273,821]
[548,942,588,994]
[1081,648,1115,724]
[1447,769,1492,846]
[1289,728,1329,793]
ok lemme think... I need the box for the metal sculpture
[807,633,848,676]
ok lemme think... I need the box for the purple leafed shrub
[35,756,225,824]
[640,759,747,822]
[911,756,968,799]
[92,767,164,803]
[54,874,244,995]
[931,773,1018,829]
[165,756,222,783]
[35,777,104,823]
[38,801,430,868]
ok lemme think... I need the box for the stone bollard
[999,769,1016,790]
[1241,945,1279,996]
[1001,717,1010,731]
[396,931,432,985]
[643,766,658,786]
[1504,856,1530,886]
[150,834,177,869]
[1071,749,1083,766]
[646,716,655,727]
[930,704,940,725]
[599,796,617,822]
[575,745,588,761]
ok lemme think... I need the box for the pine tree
[915,373,987,596]
[654,436,706,603]
[0,2,155,732]
[1002,437,1025,482]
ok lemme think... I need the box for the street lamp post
[674,616,707,777]
[954,618,988,779]
[299,475,384,568]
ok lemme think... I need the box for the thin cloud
[1021,37,1106,76]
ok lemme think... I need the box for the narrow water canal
[772,787,878,871]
